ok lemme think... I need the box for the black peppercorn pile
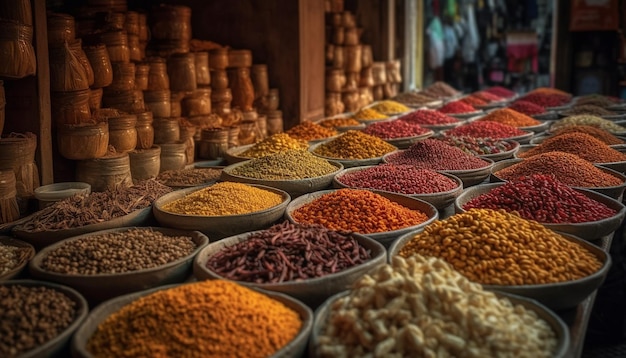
[40,228,197,275]
[0,285,76,357]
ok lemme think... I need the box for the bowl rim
[0,236,35,280]
[28,226,210,279]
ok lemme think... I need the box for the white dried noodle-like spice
[316,255,558,358]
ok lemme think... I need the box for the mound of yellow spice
[240,133,309,158]
[87,280,302,358]
[162,182,283,216]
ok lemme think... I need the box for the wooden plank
[32,0,53,184]
[298,0,325,123]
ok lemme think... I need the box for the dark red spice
[337,164,459,194]
[361,119,429,139]
[384,139,491,170]
[445,121,527,139]
[438,100,477,113]
[205,221,371,283]
[398,109,459,125]
[459,96,488,106]
[463,174,617,223]
[495,151,623,188]
[484,86,516,98]
[436,135,515,155]
[517,93,571,108]
[472,91,503,103]
[507,100,546,115]
[519,132,626,163]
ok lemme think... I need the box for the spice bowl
[221,160,343,198]
[223,144,254,165]
[532,111,559,121]
[309,290,570,358]
[420,120,466,133]
[383,129,435,149]
[193,229,387,308]
[502,130,534,145]
[490,159,626,200]
[309,142,395,168]
[153,184,291,239]
[333,166,464,210]
[520,120,550,133]
[2,280,88,358]
[454,183,626,241]
[388,230,611,310]
[446,110,484,119]
[478,140,520,162]
[0,236,35,281]
[284,189,438,248]
[71,283,314,358]
[28,227,210,304]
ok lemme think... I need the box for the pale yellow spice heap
[162,182,283,216]
[353,107,388,121]
[369,100,410,114]
[240,133,309,158]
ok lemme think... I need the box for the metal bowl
[490,158,626,200]
[447,110,484,119]
[532,111,559,121]
[308,290,570,358]
[285,189,438,248]
[454,183,626,241]
[221,160,343,198]
[388,230,611,310]
[193,230,387,308]
[333,166,464,210]
[309,142,396,168]
[520,120,550,133]
[0,236,35,281]
[153,184,291,240]
[28,227,209,304]
[478,140,520,162]
[71,283,314,358]
[2,279,88,358]
[382,129,435,149]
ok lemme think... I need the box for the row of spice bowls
[2,176,622,357]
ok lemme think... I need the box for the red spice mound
[398,110,459,125]
[518,92,571,108]
[438,100,477,113]
[463,174,617,223]
[361,120,429,139]
[337,164,459,194]
[291,188,429,233]
[472,91,503,103]
[495,151,623,187]
[528,87,572,97]
[459,96,488,107]
[384,139,491,170]
[445,121,527,139]
[484,86,516,98]
[508,100,546,115]
[519,132,626,163]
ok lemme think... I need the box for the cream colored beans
[316,255,558,358]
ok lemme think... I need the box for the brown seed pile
[551,125,625,145]
[561,104,614,117]
[0,285,77,357]
[41,228,197,275]
[519,132,626,163]
[398,209,602,285]
[14,179,172,232]
[230,149,338,180]
[312,130,397,159]
[157,168,222,187]
[0,243,32,275]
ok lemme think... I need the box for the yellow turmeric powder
[162,182,283,216]
[87,280,303,358]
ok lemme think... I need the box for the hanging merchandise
[460,3,480,63]
[506,31,538,73]
[443,22,459,60]
[426,17,445,69]
[570,0,619,32]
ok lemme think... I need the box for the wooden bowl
[153,184,291,240]
[284,189,438,248]
[454,183,626,241]
[220,160,343,198]
[388,231,611,310]
[29,227,209,304]
[71,283,314,358]
[0,236,35,281]
[193,230,386,308]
